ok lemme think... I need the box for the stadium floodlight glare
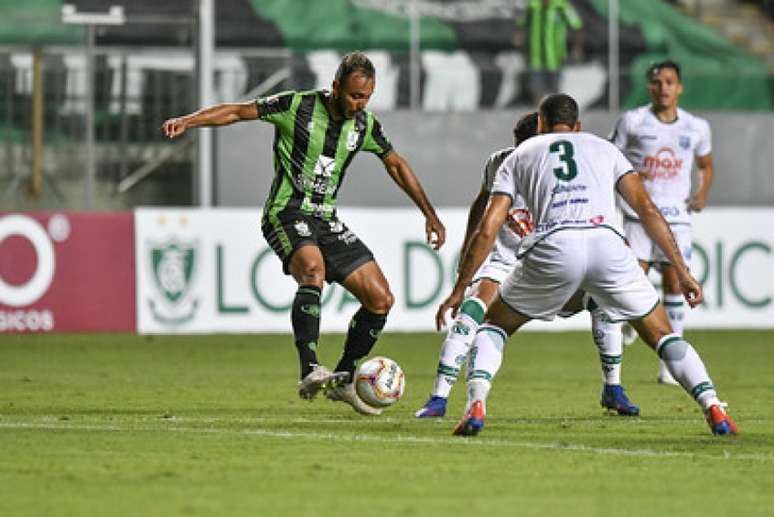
[61,4,126,25]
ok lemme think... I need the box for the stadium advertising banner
[135,207,774,334]
[0,212,135,333]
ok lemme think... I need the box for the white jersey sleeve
[695,117,712,157]
[608,114,629,150]
[482,147,514,193]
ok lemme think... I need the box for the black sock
[335,307,387,379]
[292,285,322,379]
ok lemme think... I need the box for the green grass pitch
[1,330,772,516]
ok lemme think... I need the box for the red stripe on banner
[0,212,135,333]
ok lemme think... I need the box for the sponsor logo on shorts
[294,220,312,237]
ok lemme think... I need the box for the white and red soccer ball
[355,356,405,408]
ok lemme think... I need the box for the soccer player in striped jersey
[437,94,736,437]
[610,61,715,385]
[416,112,638,419]
[162,51,445,416]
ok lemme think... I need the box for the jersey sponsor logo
[293,220,312,237]
[328,220,344,234]
[313,155,336,178]
[346,129,360,151]
[642,147,683,180]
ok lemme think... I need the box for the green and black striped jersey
[256,89,393,221]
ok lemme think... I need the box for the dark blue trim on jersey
[516,224,627,260]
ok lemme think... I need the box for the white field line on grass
[0,421,768,463]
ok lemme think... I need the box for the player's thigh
[341,260,394,314]
[485,295,531,335]
[262,210,322,281]
[288,244,326,286]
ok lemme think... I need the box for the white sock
[467,380,491,413]
[664,294,685,335]
[591,308,622,385]
[431,297,486,398]
[656,334,721,411]
[660,294,687,382]
[466,323,507,411]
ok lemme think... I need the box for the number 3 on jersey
[549,140,577,181]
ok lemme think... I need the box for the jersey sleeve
[612,144,635,182]
[481,154,496,193]
[256,91,295,125]
[361,116,394,158]
[492,153,517,200]
[608,113,628,150]
[695,117,712,157]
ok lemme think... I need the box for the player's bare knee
[370,289,394,314]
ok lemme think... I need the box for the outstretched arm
[617,172,703,307]
[382,150,446,250]
[435,193,510,330]
[162,101,260,139]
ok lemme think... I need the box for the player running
[437,93,737,437]
[416,112,639,419]
[162,51,445,416]
[610,60,715,385]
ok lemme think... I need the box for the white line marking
[0,421,766,463]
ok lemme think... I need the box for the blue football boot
[452,400,485,436]
[414,395,447,418]
[600,384,640,416]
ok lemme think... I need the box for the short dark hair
[646,60,682,81]
[513,112,538,146]
[538,94,579,129]
[335,51,375,83]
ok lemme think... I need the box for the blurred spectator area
[673,0,773,68]
[0,0,771,210]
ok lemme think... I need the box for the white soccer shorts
[473,239,518,285]
[624,219,692,265]
[499,228,659,322]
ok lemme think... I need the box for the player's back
[496,131,633,237]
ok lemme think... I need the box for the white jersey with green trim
[609,105,711,224]
[492,131,634,254]
[482,147,529,256]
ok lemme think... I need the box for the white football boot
[325,380,383,416]
[298,364,349,400]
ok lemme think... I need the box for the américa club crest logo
[146,237,200,325]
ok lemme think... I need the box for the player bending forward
[416,112,639,418]
[437,94,737,437]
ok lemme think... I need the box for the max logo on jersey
[642,147,683,180]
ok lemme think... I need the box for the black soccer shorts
[261,208,375,285]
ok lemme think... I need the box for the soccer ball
[355,356,405,408]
